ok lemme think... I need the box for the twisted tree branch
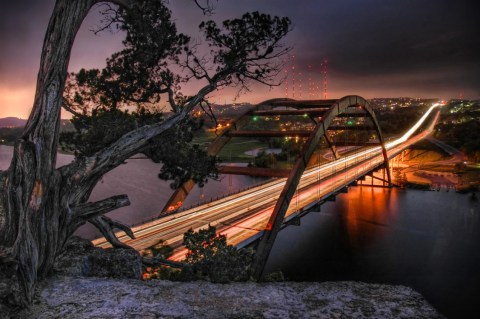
[74,195,130,221]
[89,215,135,249]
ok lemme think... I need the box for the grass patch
[218,138,267,163]
[192,130,217,147]
[192,131,268,163]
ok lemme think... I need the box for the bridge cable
[317,137,320,202]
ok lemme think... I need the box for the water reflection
[266,186,480,319]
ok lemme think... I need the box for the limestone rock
[16,277,444,319]
[87,248,142,279]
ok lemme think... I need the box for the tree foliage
[187,12,290,94]
[60,108,218,188]
[183,225,252,283]
[61,3,291,189]
[252,150,277,168]
[143,226,252,283]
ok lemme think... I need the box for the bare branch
[91,3,125,35]
[193,0,217,15]
[90,215,134,249]
[167,87,178,113]
[199,99,218,128]
[142,256,186,268]
[62,100,86,119]
[74,195,130,221]
[180,48,213,83]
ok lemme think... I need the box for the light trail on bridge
[92,103,441,260]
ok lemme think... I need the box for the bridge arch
[163,95,390,215]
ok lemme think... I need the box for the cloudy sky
[1,0,479,118]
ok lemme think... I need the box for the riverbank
[15,277,443,319]
[398,142,480,191]
[404,170,458,189]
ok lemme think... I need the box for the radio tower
[308,65,313,98]
[283,58,289,98]
[298,71,303,99]
[291,55,296,99]
[321,59,328,99]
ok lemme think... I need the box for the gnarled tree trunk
[0,0,98,306]
[0,0,164,307]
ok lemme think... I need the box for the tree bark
[0,0,105,307]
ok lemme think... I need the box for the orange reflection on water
[342,186,399,249]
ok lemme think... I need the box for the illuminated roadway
[93,103,441,260]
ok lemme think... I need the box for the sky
[0,0,479,118]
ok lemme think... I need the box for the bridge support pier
[357,168,392,187]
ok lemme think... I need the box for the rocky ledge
[16,277,443,319]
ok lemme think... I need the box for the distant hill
[211,103,253,117]
[0,117,27,128]
[0,117,73,130]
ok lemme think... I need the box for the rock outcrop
[53,236,142,279]
[3,237,443,318]
[15,277,443,319]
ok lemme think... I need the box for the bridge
[93,95,441,277]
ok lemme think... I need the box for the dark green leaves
[183,225,252,283]
[199,11,291,70]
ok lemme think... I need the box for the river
[1,145,479,318]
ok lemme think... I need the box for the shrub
[143,226,252,283]
[183,225,252,283]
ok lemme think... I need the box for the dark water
[266,186,480,319]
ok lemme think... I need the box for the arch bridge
[93,95,440,279]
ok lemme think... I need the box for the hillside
[0,117,26,127]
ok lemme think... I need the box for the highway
[92,103,440,259]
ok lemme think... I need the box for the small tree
[253,150,277,168]
[183,225,252,283]
[142,239,181,280]
[0,0,291,307]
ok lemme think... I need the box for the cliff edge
[16,277,443,319]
